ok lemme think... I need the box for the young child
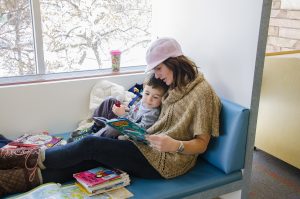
[68,74,168,142]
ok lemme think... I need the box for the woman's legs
[42,136,161,183]
[42,160,99,183]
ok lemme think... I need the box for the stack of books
[73,166,131,196]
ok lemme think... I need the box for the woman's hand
[146,133,211,154]
[112,104,126,116]
[146,134,179,152]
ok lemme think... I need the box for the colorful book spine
[78,174,130,192]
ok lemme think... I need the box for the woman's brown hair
[144,73,169,94]
[163,55,198,90]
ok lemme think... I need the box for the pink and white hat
[145,37,183,72]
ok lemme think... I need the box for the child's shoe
[67,133,91,143]
[67,123,102,143]
[70,128,93,138]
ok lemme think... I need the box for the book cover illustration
[73,167,122,187]
[10,182,133,199]
[6,133,62,149]
[93,117,148,144]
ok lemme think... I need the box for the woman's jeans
[42,136,162,183]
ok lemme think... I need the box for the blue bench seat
[53,99,249,199]
[128,160,242,199]
[4,99,248,198]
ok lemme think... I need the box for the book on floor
[8,182,133,199]
[76,179,130,196]
[4,132,63,149]
[93,117,148,144]
[73,166,130,194]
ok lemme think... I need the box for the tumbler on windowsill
[110,50,122,72]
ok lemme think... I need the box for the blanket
[76,80,135,131]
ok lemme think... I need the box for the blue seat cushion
[202,99,250,174]
[127,158,242,199]
[53,132,242,198]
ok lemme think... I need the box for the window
[0,0,36,77]
[0,0,152,80]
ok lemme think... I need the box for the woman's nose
[154,73,160,79]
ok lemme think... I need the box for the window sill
[0,66,146,86]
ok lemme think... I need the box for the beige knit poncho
[134,73,221,179]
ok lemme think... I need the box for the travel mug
[110,50,121,72]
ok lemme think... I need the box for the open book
[9,182,133,199]
[4,133,63,150]
[93,117,149,144]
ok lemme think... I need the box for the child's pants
[93,97,121,138]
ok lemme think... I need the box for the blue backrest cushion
[202,99,250,174]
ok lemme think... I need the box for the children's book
[73,167,125,187]
[76,173,130,193]
[76,179,130,196]
[93,117,148,144]
[5,132,62,150]
[8,182,133,199]
[73,167,130,194]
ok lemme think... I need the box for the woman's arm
[146,133,211,154]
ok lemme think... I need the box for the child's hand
[112,104,126,116]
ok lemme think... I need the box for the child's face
[142,85,164,109]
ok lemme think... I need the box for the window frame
[31,0,45,75]
[0,0,148,86]
[0,65,146,86]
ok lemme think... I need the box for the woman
[0,37,221,195]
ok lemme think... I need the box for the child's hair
[144,73,169,93]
